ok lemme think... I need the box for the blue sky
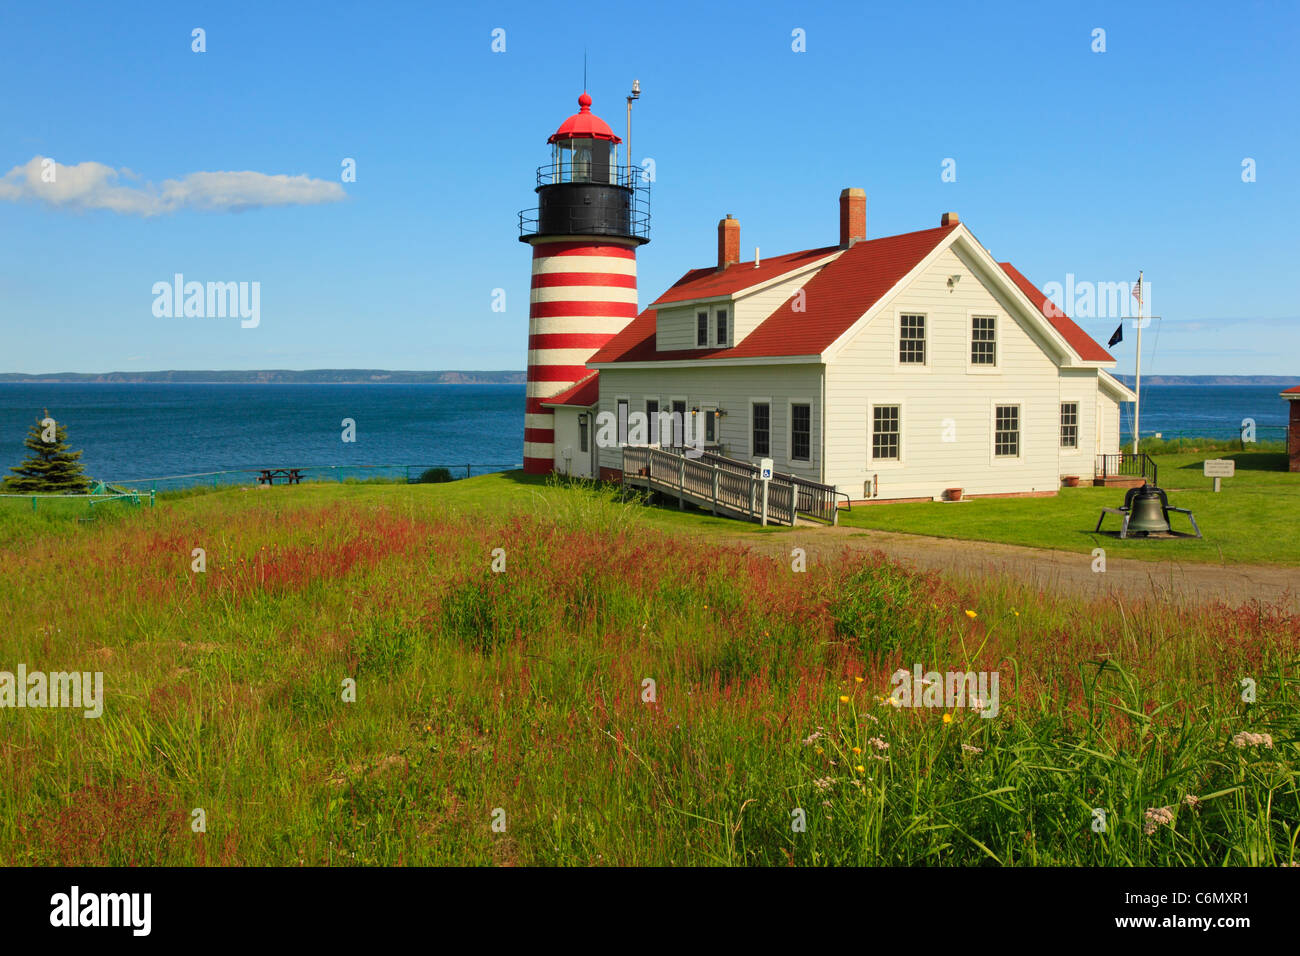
[1,0,1296,376]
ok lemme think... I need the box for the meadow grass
[0,478,1295,865]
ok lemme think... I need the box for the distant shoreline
[0,371,1292,387]
[1112,375,1295,387]
[0,370,526,385]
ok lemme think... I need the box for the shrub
[418,467,454,484]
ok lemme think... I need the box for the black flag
[1108,323,1123,347]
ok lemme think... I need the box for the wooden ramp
[620,446,847,526]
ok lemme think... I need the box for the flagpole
[1132,270,1143,455]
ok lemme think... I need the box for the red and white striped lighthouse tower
[519,91,650,474]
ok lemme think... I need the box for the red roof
[998,262,1114,362]
[548,92,621,144]
[1282,386,1300,395]
[592,225,957,363]
[651,246,839,306]
[540,371,600,407]
[591,224,1117,366]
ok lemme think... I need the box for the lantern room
[548,91,620,184]
[519,90,650,244]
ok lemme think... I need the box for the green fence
[0,490,153,512]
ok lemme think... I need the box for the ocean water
[0,384,524,488]
[0,383,1288,490]
[1118,385,1290,444]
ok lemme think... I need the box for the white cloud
[0,156,346,215]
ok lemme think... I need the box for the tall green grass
[0,482,1295,865]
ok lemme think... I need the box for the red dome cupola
[548,91,622,145]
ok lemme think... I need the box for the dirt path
[722,525,1300,610]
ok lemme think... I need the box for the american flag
[1132,274,1142,306]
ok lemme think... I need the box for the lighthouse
[519,90,650,474]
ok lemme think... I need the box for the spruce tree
[3,410,92,493]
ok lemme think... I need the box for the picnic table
[257,468,305,486]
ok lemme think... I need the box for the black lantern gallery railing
[519,162,651,242]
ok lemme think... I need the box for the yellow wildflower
[839,695,850,703]
[942,713,954,724]
[964,609,978,619]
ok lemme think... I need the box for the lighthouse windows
[556,138,610,183]
[573,144,592,181]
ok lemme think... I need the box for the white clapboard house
[542,188,1135,502]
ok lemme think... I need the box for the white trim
[990,399,1023,465]
[893,309,931,371]
[786,398,814,467]
[643,394,662,445]
[820,226,1108,369]
[668,394,688,447]
[700,401,719,446]
[821,234,957,363]
[1058,398,1084,456]
[694,308,710,349]
[589,354,821,370]
[614,394,631,449]
[966,310,1000,374]
[867,398,906,469]
[540,399,598,409]
[1099,368,1137,402]
[749,396,773,461]
[714,306,730,348]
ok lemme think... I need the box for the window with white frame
[1060,402,1078,449]
[994,404,1020,457]
[899,314,926,364]
[671,399,686,447]
[716,308,728,346]
[791,403,811,461]
[616,399,629,445]
[751,402,770,457]
[696,311,708,347]
[872,405,900,460]
[645,398,660,444]
[971,316,996,365]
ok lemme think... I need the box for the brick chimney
[941,211,960,227]
[839,188,866,248]
[717,215,740,270]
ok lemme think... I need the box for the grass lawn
[1,477,1295,866]
[839,451,1300,566]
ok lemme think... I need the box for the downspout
[819,362,827,483]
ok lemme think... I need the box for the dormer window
[716,308,729,346]
[697,311,708,347]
